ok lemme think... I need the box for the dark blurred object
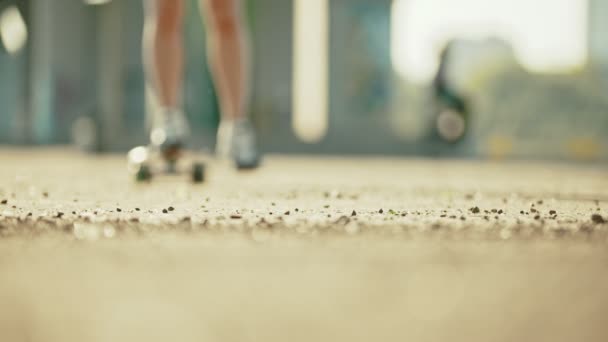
[431,41,470,143]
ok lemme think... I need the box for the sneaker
[216,119,261,169]
[149,107,190,162]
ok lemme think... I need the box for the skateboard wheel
[136,164,152,182]
[192,162,205,183]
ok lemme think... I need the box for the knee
[155,0,184,36]
[206,0,241,38]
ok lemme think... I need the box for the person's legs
[142,0,188,157]
[200,0,260,168]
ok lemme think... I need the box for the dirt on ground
[0,148,607,341]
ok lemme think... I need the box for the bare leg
[200,0,251,121]
[142,0,184,109]
[200,0,259,168]
[142,0,188,158]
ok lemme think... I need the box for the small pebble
[162,209,168,214]
[591,214,606,224]
[549,210,557,215]
[0,199,7,204]
[351,210,357,216]
[230,214,243,219]
[168,206,175,212]
[470,207,480,214]
[379,209,384,214]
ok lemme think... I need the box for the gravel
[0,149,608,341]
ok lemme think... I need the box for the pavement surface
[1,148,608,341]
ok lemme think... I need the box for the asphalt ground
[0,148,607,341]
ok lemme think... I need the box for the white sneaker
[149,107,190,161]
[216,119,261,169]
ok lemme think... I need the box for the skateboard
[127,145,206,183]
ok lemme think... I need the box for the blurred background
[0,0,606,161]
